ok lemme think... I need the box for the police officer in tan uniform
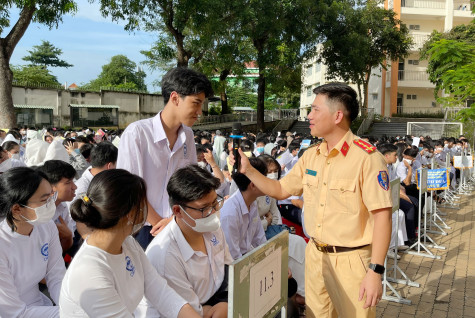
[236,83,392,318]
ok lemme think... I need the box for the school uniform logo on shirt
[183,144,187,158]
[378,171,389,191]
[265,196,270,204]
[41,243,49,261]
[211,234,219,246]
[125,256,135,277]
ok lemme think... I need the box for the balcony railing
[454,1,472,11]
[402,0,446,9]
[386,71,430,82]
[411,33,431,50]
[396,106,443,115]
[193,109,298,126]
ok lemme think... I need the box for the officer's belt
[311,238,369,253]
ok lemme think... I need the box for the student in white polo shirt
[117,67,214,249]
[0,167,66,318]
[60,169,200,318]
[137,165,232,317]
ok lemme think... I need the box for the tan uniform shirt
[280,130,392,247]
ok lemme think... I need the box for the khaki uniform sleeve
[280,152,306,196]
[362,152,393,212]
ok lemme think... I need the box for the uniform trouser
[305,243,375,318]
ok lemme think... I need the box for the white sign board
[419,168,428,193]
[112,136,120,148]
[454,155,473,169]
[412,137,420,147]
[390,178,400,212]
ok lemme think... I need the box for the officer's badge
[377,171,389,191]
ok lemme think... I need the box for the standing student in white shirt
[117,67,214,249]
[220,157,267,259]
[137,165,233,318]
[60,169,200,318]
[0,167,66,318]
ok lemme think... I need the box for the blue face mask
[256,146,265,154]
[74,149,81,155]
[418,147,423,151]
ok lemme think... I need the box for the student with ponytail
[59,169,200,318]
[0,167,65,318]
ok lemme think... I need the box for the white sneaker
[387,250,401,260]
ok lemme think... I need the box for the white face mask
[10,153,20,160]
[197,161,207,169]
[0,158,12,173]
[267,172,279,180]
[403,158,413,165]
[180,206,221,233]
[20,192,57,225]
[131,204,148,235]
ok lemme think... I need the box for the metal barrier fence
[194,109,298,126]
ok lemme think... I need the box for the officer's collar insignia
[377,171,389,191]
[340,141,349,156]
[353,139,376,153]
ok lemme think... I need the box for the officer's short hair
[313,83,359,122]
[377,143,398,155]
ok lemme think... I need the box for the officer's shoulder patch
[353,139,376,154]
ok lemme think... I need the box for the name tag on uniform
[305,169,317,177]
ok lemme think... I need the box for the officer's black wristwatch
[369,263,385,274]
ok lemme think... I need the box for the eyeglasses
[21,191,57,210]
[180,195,224,218]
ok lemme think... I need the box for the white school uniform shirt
[220,191,267,259]
[59,236,187,318]
[387,164,397,182]
[117,112,196,220]
[74,167,94,197]
[0,220,65,318]
[136,218,233,317]
[53,202,76,233]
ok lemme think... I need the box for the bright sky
[8,0,163,92]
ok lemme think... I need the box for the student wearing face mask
[136,165,232,318]
[59,169,200,318]
[0,145,25,174]
[0,167,66,318]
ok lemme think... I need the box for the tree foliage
[317,0,412,108]
[11,64,60,86]
[0,0,77,128]
[85,55,147,92]
[420,22,475,122]
[22,40,73,68]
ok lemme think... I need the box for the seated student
[60,169,200,318]
[36,160,77,252]
[137,165,232,318]
[254,137,267,156]
[3,140,25,164]
[0,145,25,174]
[220,157,267,259]
[0,167,66,318]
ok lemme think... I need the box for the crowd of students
[0,67,471,318]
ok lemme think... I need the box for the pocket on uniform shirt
[328,179,357,213]
[302,174,318,203]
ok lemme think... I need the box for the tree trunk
[257,66,266,132]
[0,56,15,128]
[219,69,230,114]
[0,5,36,128]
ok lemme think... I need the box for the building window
[306,67,312,77]
[306,86,312,97]
[407,94,417,100]
[412,95,417,100]
[408,60,419,65]
[81,92,86,97]
[71,92,79,97]
[372,93,378,101]
[409,25,420,30]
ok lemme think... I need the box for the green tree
[22,40,73,68]
[85,55,147,92]
[420,22,475,122]
[12,65,61,86]
[0,1,77,128]
[317,0,412,108]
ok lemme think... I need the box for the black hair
[36,160,76,184]
[3,141,19,152]
[447,137,455,143]
[70,169,147,230]
[240,139,255,152]
[167,164,221,206]
[403,148,419,158]
[434,140,444,147]
[62,138,76,146]
[75,136,89,144]
[90,142,118,168]
[256,138,267,146]
[161,67,214,104]
[232,157,267,192]
[395,143,407,162]
[0,167,48,231]
[258,154,282,180]
[313,82,359,122]
[196,145,206,157]
[80,144,94,161]
[6,130,21,140]
[288,142,300,154]
[377,143,398,155]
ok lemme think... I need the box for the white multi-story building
[300,0,474,120]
